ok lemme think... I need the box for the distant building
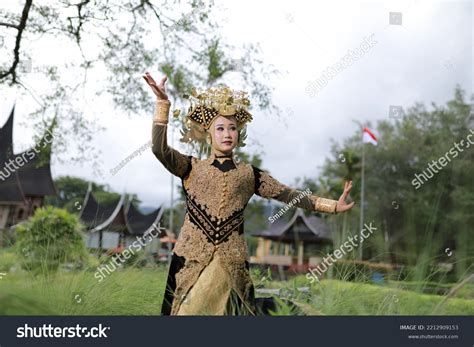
[0,107,56,239]
[251,209,333,272]
[79,185,173,255]
[0,106,173,255]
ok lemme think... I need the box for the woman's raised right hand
[143,72,169,101]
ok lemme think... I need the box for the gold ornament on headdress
[177,84,253,145]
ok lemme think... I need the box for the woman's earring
[206,133,211,145]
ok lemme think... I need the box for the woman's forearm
[268,186,337,214]
[252,165,338,214]
[151,99,191,178]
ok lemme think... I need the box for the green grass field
[0,266,168,315]
[1,248,473,315]
[266,276,474,315]
[1,267,473,315]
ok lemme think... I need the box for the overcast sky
[0,0,472,209]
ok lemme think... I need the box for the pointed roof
[13,150,56,197]
[0,170,26,204]
[79,187,163,237]
[125,202,164,236]
[0,107,56,202]
[79,188,127,233]
[252,209,332,244]
[0,106,27,204]
[0,106,14,164]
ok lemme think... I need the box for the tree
[44,175,140,213]
[318,86,474,281]
[0,0,281,175]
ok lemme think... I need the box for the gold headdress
[176,85,253,145]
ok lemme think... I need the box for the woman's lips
[222,141,232,145]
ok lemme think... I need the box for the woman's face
[209,116,238,154]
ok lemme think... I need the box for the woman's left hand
[336,180,355,213]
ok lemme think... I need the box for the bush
[0,248,17,272]
[14,206,87,274]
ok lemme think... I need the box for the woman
[143,72,355,315]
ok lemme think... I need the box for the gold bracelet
[310,196,338,214]
[153,99,171,124]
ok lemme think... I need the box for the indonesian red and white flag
[362,127,378,145]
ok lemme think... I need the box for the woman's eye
[217,127,223,131]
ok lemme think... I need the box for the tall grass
[267,274,474,315]
[1,248,473,316]
[0,251,167,315]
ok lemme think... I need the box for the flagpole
[168,119,174,267]
[359,132,365,260]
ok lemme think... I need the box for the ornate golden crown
[176,85,253,146]
[184,85,253,129]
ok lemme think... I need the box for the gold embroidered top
[151,111,337,315]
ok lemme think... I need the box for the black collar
[208,153,237,172]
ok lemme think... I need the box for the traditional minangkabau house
[78,185,174,254]
[0,107,56,243]
[251,209,333,272]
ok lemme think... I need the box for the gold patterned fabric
[309,196,338,214]
[153,99,171,124]
[152,122,338,315]
[176,253,231,315]
[252,166,338,213]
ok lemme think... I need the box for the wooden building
[251,209,333,271]
[78,186,173,254]
[0,107,56,244]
